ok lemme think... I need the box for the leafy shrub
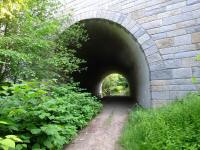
[0,121,23,150]
[0,81,102,150]
[119,93,200,150]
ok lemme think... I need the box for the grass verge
[119,93,200,150]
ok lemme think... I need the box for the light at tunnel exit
[99,73,130,97]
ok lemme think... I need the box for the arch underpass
[58,0,200,108]
[73,19,151,107]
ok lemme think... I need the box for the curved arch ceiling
[73,19,151,107]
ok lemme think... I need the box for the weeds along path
[64,97,134,150]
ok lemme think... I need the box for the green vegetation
[0,0,87,83]
[0,1,101,150]
[119,93,200,150]
[102,73,129,96]
[0,81,102,149]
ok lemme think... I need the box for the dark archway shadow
[73,19,151,107]
[100,96,137,108]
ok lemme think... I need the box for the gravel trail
[64,97,134,150]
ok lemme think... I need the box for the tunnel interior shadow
[100,96,137,109]
[72,19,151,108]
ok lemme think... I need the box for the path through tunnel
[73,19,151,108]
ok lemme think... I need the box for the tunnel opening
[99,73,130,97]
[73,19,151,107]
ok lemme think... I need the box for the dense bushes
[119,93,200,150]
[0,81,102,149]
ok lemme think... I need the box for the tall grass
[119,93,200,150]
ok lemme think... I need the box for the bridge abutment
[59,0,200,107]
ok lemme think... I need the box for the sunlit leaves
[0,121,9,125]
[5,135,22,143]
[0,135,22,150]
[0,139,15,150]
[0,7,13,19]
[0,0,27,20]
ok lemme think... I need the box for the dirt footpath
[64,97,134,150]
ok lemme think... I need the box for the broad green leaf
[43,139,53,148]
[0,121,9,125]
[32,143,40,150]
[41,125,60,135]
[5,135,23,142]
[1,86,9,90]
[0,139,15,149]
[30,128,41,135]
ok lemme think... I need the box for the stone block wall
[59,0,200,107]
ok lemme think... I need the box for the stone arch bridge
[58,0,200,107]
